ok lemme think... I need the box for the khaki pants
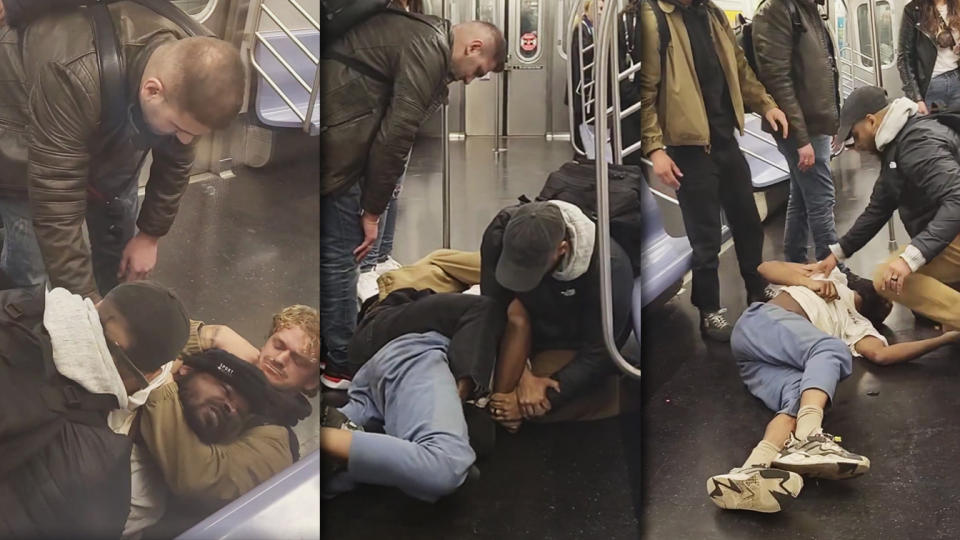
[873,235,960,330]
[377,249,481,299]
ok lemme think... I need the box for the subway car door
[505,0,549,135]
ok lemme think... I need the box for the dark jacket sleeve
[479,209,516,308]
[138,136,196,237]
[896,126,960,260]
[362,31,449,216]
[838,168,899,258]
[753,0,809,146]
[27,60,101,298]
[546,241,633,408]
[4,0,85,27]
[897,6,923,102]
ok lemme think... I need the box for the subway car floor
[321,137,960,539]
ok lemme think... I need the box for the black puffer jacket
[839,113,960,262]
[321,10,452,215]
[480,206,634,409]
[752,0,840,145]
[897,0,941,101]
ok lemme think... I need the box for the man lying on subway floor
[0,280,314,539]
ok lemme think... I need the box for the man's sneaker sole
[772,452,870,480]
[321,373,352,390]
[707,468,803,513]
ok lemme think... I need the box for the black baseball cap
[183,349,272,415]
[837,86,889,144]
[495,202,567,292]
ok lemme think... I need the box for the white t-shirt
[932,4,960,78]
[780,268,888,357]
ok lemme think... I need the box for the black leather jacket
[839,113,960,262]
[321,11,452,215]
[752,0,840,145]
[897,0,940,101]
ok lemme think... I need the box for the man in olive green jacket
[321,11,505,387]
[0,3,244,301]
[636,0,788,341]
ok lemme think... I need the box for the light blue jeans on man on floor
[731,302,853,416]
[776,134,839,264]
[324,332,475,502]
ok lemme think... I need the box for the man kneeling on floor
[320,331,478,502]
[708,260,960,513]
[480,200,633,429]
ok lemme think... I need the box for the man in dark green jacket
[0,2,244,301]
[320,11,505,386]
[753,0,843,264]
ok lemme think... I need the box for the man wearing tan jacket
[636,0,788,341]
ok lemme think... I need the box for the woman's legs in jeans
[925,69,960,111]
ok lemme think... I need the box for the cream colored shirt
[781,268,888,356]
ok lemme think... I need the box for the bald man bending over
[0,2,244,301]
[320,12,507,388]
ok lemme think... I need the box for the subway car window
[857,3,873,67]
[517,0,542,62]
[875,0,895,66]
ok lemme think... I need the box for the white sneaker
[772,431,871,480]
[357,270,380,302]
[374,256,402,275]
[707,466,803,513]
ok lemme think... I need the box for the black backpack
[0,286,124,479]
[523,160,646,275]
[321,0,391,47]
[736,0,805,77]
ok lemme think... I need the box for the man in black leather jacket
[320,10,506,388]
[817,86,960,332]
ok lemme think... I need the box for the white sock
[742,440,781,468]
[795,405,824,440]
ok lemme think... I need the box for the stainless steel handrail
[566,0,587,156]
[248,0,320,134]
[595,0,641,380]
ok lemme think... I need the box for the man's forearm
[870,333,960,365]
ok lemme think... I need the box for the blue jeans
[777,134,839,263]
[360,150,411,271]
[359,180,402,271]
[731,303,852,416]
[326,332,475,502]
[0,182,138,294]
[925,69,960,112]
[320,183,364,370]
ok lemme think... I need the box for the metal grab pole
[567,0,587,156]
[865,0,897,250]
[442,0,451,248]
[595,0,641,380]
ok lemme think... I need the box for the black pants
[669,141,766,312]
[347,293,505,397]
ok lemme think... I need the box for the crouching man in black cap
[817,86,960,332]
[0,280,192,538]
[479,200,634,429]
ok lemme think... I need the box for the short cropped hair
[476,20,507,72]
[269,304,320,360]
[164,37,245,130]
